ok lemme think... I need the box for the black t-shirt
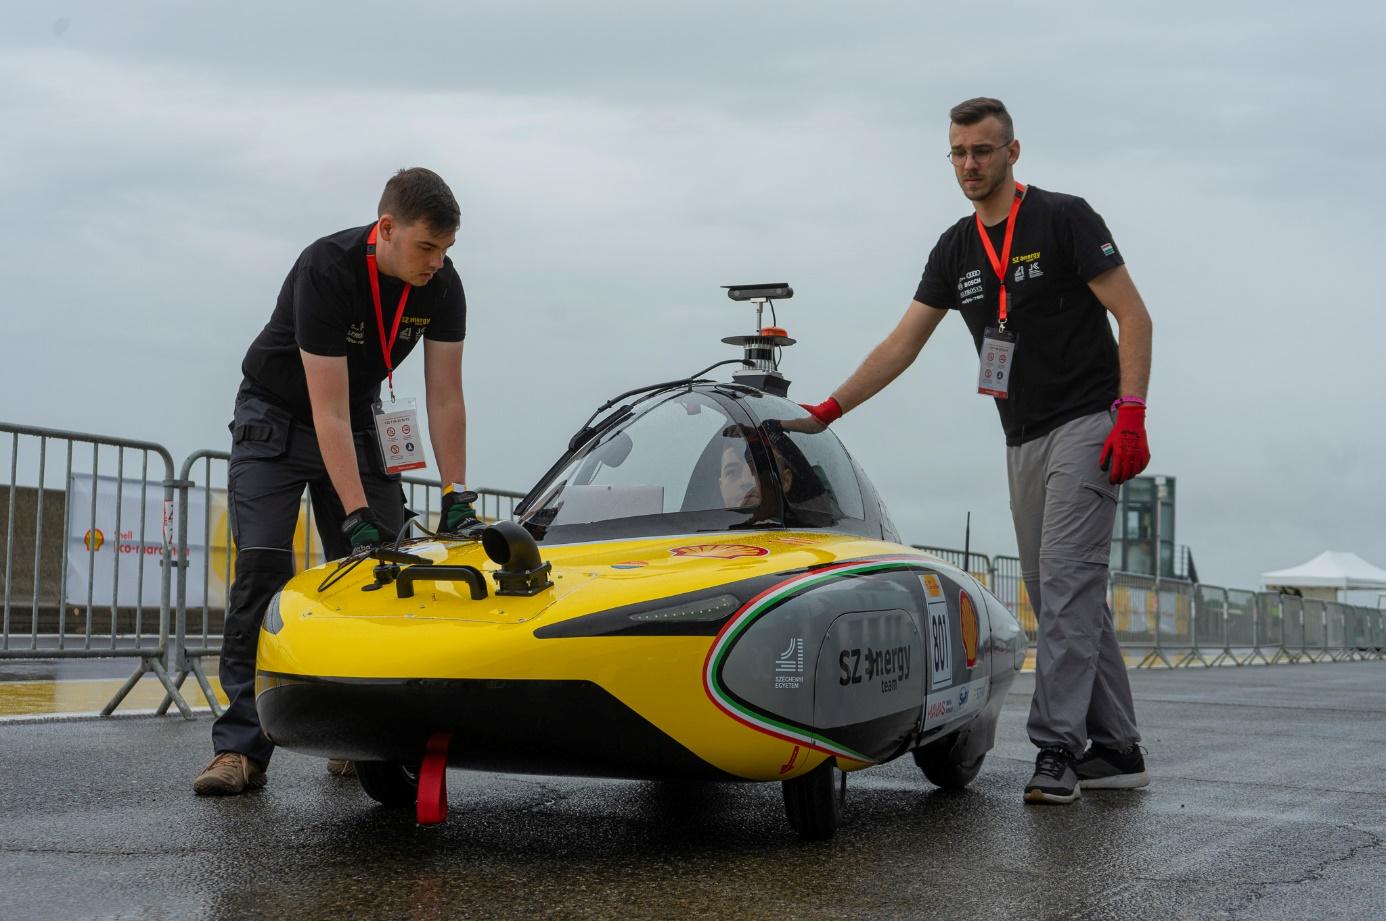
[240,224,466,430]
[914,186,1124,446]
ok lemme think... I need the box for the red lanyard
[365,222,412,397]
[975,182,1026,328]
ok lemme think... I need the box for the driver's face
[719,444,760,509]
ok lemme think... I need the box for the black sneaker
[1076,743,1149,790]
[1024,747,1080,805]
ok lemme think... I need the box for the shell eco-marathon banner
[64,474,324,609]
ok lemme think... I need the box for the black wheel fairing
[704,558,973,764]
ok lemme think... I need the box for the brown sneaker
[326,759,356,777]
[193,751,267,796]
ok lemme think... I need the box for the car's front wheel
[355,760,421,807]
[781,759,844,840]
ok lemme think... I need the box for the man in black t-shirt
[801,98,1154,805]
[194,168,480,796]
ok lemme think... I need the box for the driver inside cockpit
[720,437,787,509]
[714,421,841,523]
[718,428,792,510]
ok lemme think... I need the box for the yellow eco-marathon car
[256,373,1026,839]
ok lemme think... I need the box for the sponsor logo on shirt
[1010,251,1042,264]
[1101,242,1117,257]
[346,321,365,345]
[957,269,984,306]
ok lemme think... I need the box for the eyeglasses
[946,143,1012,165]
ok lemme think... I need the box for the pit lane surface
[2,662,1383,921]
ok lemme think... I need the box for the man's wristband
[1111,395,1147,411]
[803,397,844,426]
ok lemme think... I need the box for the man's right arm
[830,300,948,413]
[300,350,368,513]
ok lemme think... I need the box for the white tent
[1261,551,1386,595]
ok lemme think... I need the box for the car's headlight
[534,580,782,639]
[262,591,285,635]
[628,593,740,624]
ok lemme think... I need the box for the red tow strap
[416,730,452,826]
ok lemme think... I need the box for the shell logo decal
[960,590,979,669]
[669,544,769,560]
[83,529,105,552]
[770,535,822,547]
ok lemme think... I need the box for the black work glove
[440,489,481,534]
[341,507,391,549]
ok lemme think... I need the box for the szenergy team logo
[669,543,769,560]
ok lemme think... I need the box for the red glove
[800,397,843,427]
[1100,402,1150,485]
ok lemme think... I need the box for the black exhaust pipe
[481,520,554,596]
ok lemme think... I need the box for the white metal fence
[914,544,1386,667]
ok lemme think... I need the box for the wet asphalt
[2,661,1384,921]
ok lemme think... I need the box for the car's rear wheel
[355,761,422,807]
[781,759,844,840]
[912,733,985,789]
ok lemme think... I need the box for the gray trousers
[212,390,406,764]
[1007,410,1140,756]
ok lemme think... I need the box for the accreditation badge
[977,327,1016,399]
[371,397,427,474]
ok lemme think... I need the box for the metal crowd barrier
[1110,572,1161,666]
[990,555,1027,633]
[0,423,193,717]
[908,541,1385,670]
[911,545,992,586]
[1283,594,1311,663]
[1225,588,1262,665]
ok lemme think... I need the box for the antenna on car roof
[721,283,796,397]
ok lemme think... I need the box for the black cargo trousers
[213,386,407,764]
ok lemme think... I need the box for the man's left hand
[441,488,480,533]
[1100,403,1150,485]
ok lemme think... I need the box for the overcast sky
[2,1,1383,590]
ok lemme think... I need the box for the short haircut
[949,97,1014,142]
[377,167,461,232]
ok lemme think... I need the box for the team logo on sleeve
[1100,242,1116,257]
